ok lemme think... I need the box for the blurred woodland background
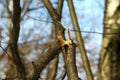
[0,0,120,80]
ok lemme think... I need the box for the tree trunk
[98,0,120,80]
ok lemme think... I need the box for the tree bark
[98,0,120,80]
[64,43,81,80]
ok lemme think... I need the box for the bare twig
[46,56,59,80]
[61,70,67,80]
[27,15,53,23]
[27,15,119,35]
[57,70,67,80]
[0,46,14,63]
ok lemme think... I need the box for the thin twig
[27,15,119,35]
[27,15,53,23]
[61,70,67,80]
[56,69,66,80]
[0,45,15,64]
[70,30,119,35]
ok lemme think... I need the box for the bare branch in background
[9,0,27,79]
[46,56,59,80]
[67,0,93,80]
[21,0,32,20]
[5,0,12,17]
[27,39,61,80]
[46,1,64,79]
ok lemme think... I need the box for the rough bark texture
[67,0,93,80]
[65,43,81,80]
[98,0,120,80]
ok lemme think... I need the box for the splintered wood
[57,29,73,47]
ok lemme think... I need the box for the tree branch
[46,56,59,80]
[27,39,61,80]
[46,0,64,80]
[9,0,26,79]
[67,0,93,80]
[65,43,81,80]
[42,0,65,35]
[28,0,81,80]
[42,0,81,79]
[27,0,65,79]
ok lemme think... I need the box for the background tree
[98,0,120,80]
